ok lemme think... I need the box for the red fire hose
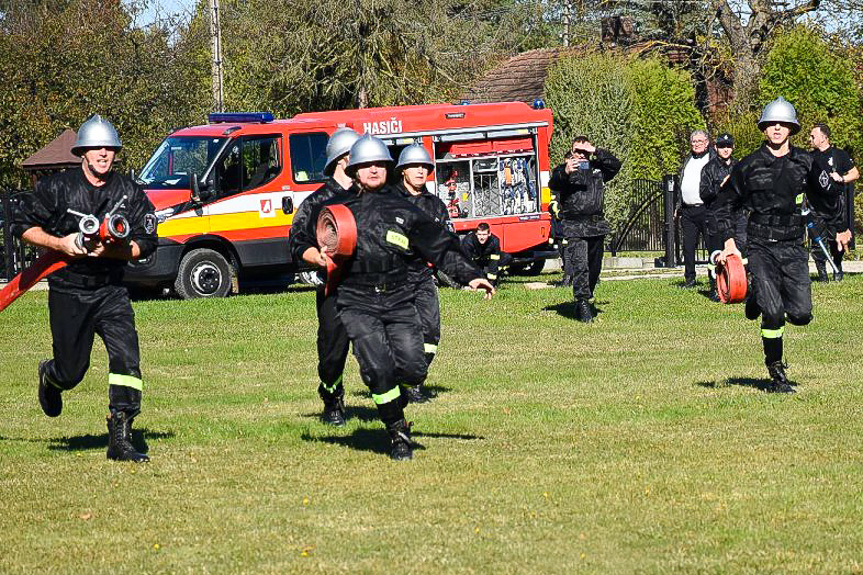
[316,204,358,295]
[712,252,747,304]
[0,252,69,312]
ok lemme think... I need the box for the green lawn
[1,274,862,574]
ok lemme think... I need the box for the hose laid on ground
[710,251,747,304]
[0,252,68,313]
[316,204,358,295]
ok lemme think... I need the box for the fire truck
[126,101,557,298]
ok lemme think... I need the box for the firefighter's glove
[548,200,561,220]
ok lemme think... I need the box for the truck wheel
[509,260,545,276]
[175,248,233,299]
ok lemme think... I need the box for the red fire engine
[125,102,556,297]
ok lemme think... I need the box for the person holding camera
[548,136,621,322]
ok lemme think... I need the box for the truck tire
[175,248,233,299]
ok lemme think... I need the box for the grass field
[1,273,862,574]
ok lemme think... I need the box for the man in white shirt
[676,130,715,287]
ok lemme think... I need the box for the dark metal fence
[609,175,709,265]
[610,178,665,254]
[1,190,39,282]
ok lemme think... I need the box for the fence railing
[1,190,40,282]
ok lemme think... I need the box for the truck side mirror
[281,196,294,214]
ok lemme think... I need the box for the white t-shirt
[680,154,711,206]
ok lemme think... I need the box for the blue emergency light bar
[207,112,274,124]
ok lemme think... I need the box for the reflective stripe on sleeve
[424,343,438,354]
[490,254,501,260]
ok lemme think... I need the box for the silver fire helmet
[72,114,122,156]
[345,134,393,176]
[323,127,361,176]
[757,97,800,135]
[395,143,435,174]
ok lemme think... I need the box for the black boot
[815,262,829,283]
[766,361,794,394]
[387,419,414,461]
[106,411,149,462]
[38,360,63,418]
[574,299,593,323]
[708,276,720,302]
[553,274,573,288]
[833,268,844,282]
[318,384,346,426]
[401,384,430,404]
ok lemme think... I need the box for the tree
[0,0,204,187]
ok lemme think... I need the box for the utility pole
[562,1,571,47]
[209,0,225,113]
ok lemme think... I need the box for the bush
[544,52,703,227]
[760,25,863,156]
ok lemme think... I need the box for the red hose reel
[710,251,748,304]
[316,204,358,295]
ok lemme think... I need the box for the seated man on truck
[461,222,511,285]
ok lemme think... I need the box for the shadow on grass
[543,301,604,320]
[301,428,484,456]
[301,404,380,423]
[695,377,798,393]
[348,385,453,401]
[46,428,174,454]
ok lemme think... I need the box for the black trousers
[566,235,604,300]
[337,285,426,422]
[315,286,350,394]
[413,277,440,367]
[680,204,708,282]
[748,239,812,332]
[44,284,142,416]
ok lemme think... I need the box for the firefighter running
[323,135,494,460]
[714,98,826,393]
[11,114,158,461]
[392,143,452,403]
[290,128,361,426]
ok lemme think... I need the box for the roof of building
[21,129,79,170]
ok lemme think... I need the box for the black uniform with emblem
[289,177,357,417]
[809,146,855,280]
[393,181,452,370]
[714,144,823,384]
[460,230,509,284]
[324,186,482,453]
[548,148,621,307]
[12,166,157,447]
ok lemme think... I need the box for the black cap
[716,133,734,147]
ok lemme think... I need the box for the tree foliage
[545,52,702,225]
[0,0,205,188]
[759,25,862,155]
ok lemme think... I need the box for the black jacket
[548,148,621,236]
[324,186,481,290]
[461,232,503,279]
[714,145,821,243]
[289,177,357,265]
[12,167,157,289]
[809,146,855,235]
[392,182,453,283]
[699,156,737,211]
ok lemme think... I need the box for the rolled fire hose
[316,204,358,296]
[710,250,747,304]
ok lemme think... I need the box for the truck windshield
[138,136,227,189]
